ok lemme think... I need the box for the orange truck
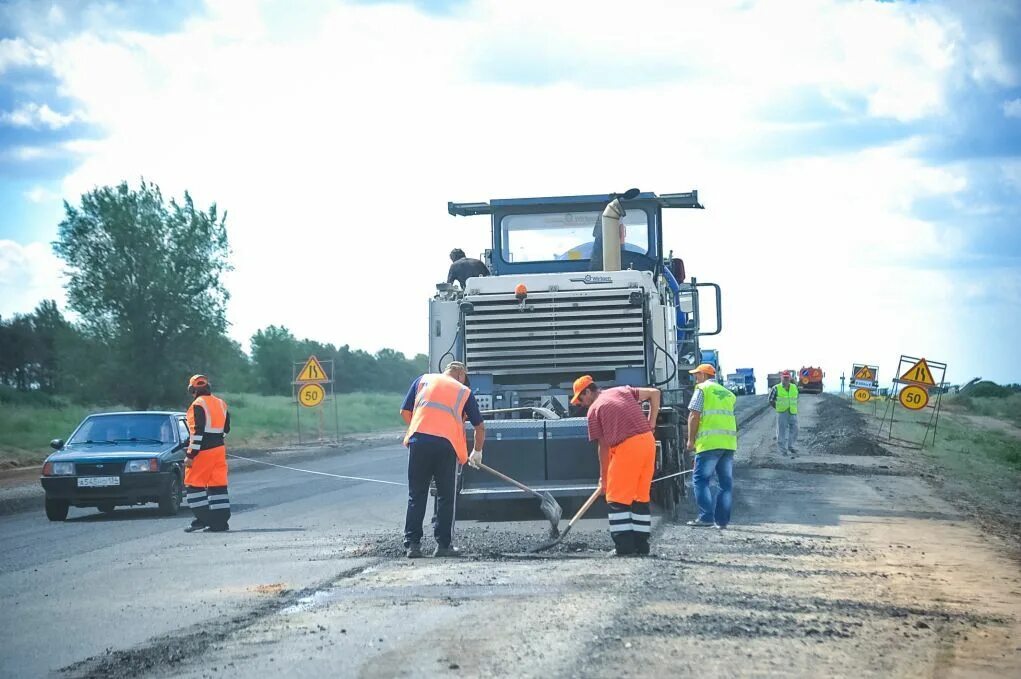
[798,366,825,394]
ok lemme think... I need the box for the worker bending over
[685,364,737,529]
[572,376,660,556]
[769,370,799,455]
[183,375,231,533]
[401,361,485,558]
[446,249,490,289]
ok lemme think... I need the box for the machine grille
[463,288,646,376]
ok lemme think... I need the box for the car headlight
[124,459,159,473]
[45,461,75,476]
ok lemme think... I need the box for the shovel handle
[568,487,603,528]
[477,463,543,499]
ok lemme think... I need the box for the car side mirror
[50,439,65,450]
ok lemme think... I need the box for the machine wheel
[97,503,116,514]
[158,470,183,516]
[45,498,69,522]
[653,437,685,522]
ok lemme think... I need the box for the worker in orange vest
[400,361,486,558]
[183,375,231,533]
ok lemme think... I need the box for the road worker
[769,370,799,455]
[685,364,737,529]
[446,248,490,289]
[400,361,485,558]
[572,375,660,556]
[183,375,231,533]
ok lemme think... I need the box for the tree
[53,180,231,409]
[250,325,298,395]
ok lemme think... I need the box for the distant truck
[700,349,721,378]
[798,366,825,394]
[726,368,755,395]
[767,370,798,389]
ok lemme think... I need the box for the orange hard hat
[570,375,595,404]
[188,374,209,389]
[688,363,716,377]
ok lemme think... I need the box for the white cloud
[0,241,65,318]
[0,102,78,129]
[3,0,1017,381]
[1004,98,1021,119]
[23,185,60,203]
[0,36,50,73]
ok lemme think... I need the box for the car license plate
[77,476,120,488]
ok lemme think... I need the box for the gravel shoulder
[77,394,1019,678]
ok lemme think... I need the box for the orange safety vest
[187,394,228,454]
[403,374,470,464]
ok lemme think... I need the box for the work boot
[686,519,714,527]
[406,543,423,559]
[184,520,207,533]
[206,524,229,533]
[433,545,461,557]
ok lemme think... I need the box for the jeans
[404,435,459,548]
[692,450,734,527]
[776,411,798,453]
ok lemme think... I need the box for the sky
[1,0,1019,388]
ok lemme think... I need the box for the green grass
[852,398,1020,520]
[0,391,405,468]
[948,393,1021,428]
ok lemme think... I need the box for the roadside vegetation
[0,387,403,469]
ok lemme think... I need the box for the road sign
[298,383,326,408]
[899,358,936,387]
[851,363,879,390]
[898,385,929,410]
[853,388,871,403]
[296,355,329,383]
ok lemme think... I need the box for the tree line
[1,180,425,409]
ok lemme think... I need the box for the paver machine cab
[434,189,722,520]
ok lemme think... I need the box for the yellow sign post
[295,356,328,383]
[853,388,872,403]
[291,355,338,444]
[878,355,947,448]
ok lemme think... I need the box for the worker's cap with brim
[688,363,716,377]
[570,375,595,404]
[188,374,209,389]
[781,370,792,377]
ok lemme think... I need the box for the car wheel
[45,498,69,522]
[97,503,116,514]
[158,469,182,516]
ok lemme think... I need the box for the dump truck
[725,368,755,395]
[700,349,721,378]
[798,366,825,394]
[434,189,721,520]
[767,370,798,389]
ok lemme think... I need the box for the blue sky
[1,0,1019,385]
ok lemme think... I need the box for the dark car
[40,411,189,521]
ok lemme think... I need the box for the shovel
[530,486,603,553]
[476,463,563,537]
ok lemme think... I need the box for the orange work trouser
[184,447,228,487]
[605,431,655,505]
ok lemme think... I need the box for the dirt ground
[66,395,1020,678]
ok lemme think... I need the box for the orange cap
[688,363,716,377]
[514,283,527,298]
[570,375,595,404]
[188,374,209,389]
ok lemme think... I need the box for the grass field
[852,394,1021,530]
[0,391,404,468]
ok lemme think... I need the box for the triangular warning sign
[296,355,328,383]
[853,365,874,381]
[899,358,935,387]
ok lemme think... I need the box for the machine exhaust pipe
[600,188,638,272]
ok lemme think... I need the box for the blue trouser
[692,449,734,527]
[404,435,459,548]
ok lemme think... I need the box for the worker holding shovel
[571,376,661,557]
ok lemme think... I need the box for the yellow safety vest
[774,383,799,414]
[694,382,738,454]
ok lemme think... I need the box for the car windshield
[501,209,650,263]
[68,414,176,445]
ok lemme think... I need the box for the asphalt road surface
[37,393,1021,679]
